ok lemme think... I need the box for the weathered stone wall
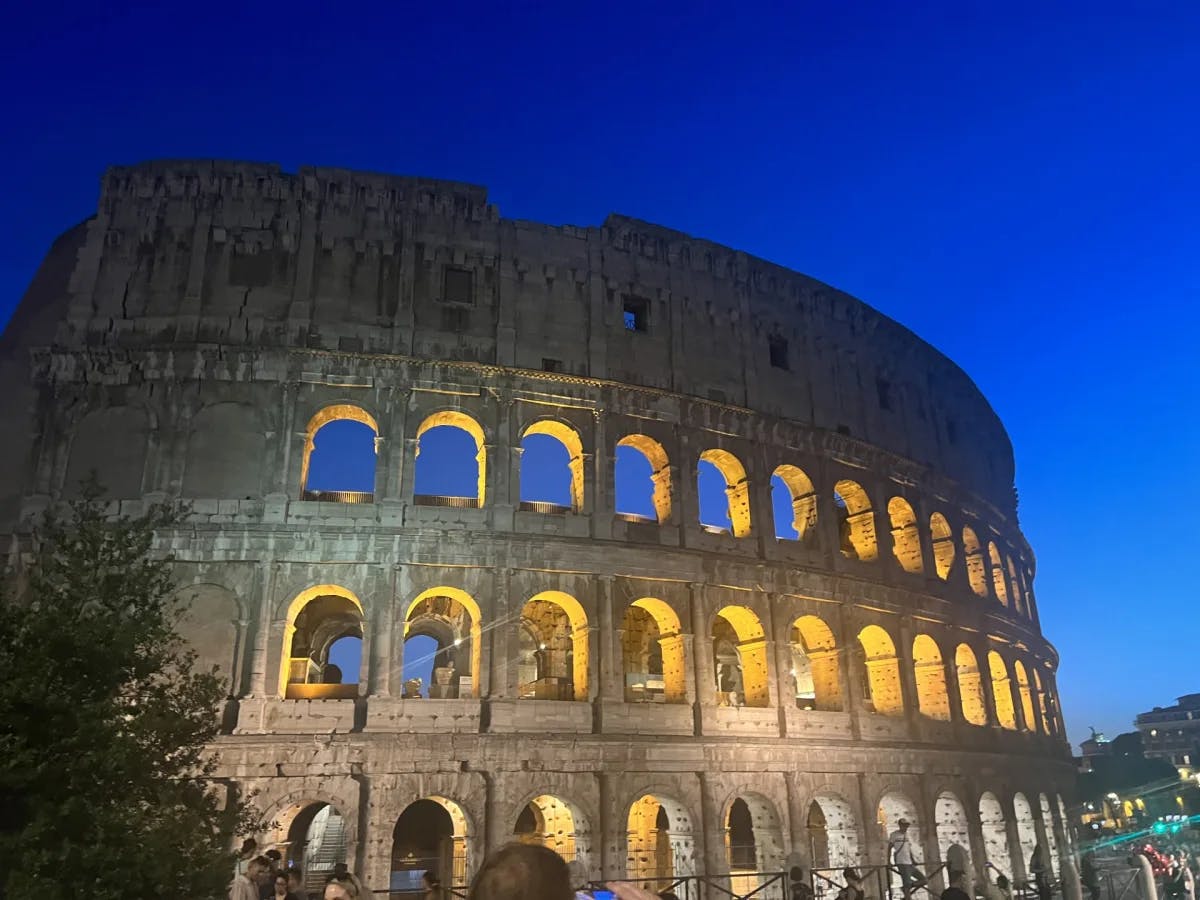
[0,160,1073,894]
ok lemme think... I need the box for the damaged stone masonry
[0,160,1073,897]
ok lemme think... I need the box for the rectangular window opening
[769,335,789,370]
[443,266,474,305]
[876,377,893,411]
[623,295,649,332]
[542,357,563,373]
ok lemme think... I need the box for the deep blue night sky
[3,1,1198,748]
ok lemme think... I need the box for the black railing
[301,489,374,504]
[413,494,481,508]
[519,500,571,514]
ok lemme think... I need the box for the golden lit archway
[300,405,379,498]
[415,411,487,506]
[279,584,366,699]
[988,542,1009,606]
[626,793,696,882]
[773,464,817,541]
[988,651,1017,729]
[912,634,951,721]
[887,497,924,574]
[522,420,585,512]
[962,527,988,597]
[622,598,687,704]
[699,449,751,537]
[617,434,671,523]
[955,644,988,726]
[857,624,903,716]
[1013,660,1037,732]
[391,796,471,889]
[518,591,589,701]
[835,480,877,561]
[930,513,955,581]
[514,794,587,865]
[712,605,770,707]
[1007,558,1025,615]
[403,587,483,698]
[790,615,842,711]
[1032,667,1052,734]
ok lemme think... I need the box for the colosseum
[0,160,1076,898]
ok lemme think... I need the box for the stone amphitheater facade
[0,161,1076,897]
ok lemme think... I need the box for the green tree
[0,488,254,899]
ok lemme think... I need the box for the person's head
[266,849,282,869]
[274,874,290,896]
[287,868,304,891]
[898,818,910,832]
[949,871,966,889]
[468,843,573,900]
[997,875,1010,889]
[325,871,361,900]
[842,868,861,885]
[247,856,271,881]
[240,838,258,859]
[333,863,350,878]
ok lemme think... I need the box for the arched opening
[1007,558,1025,615]
[401,588,482,699]
[698,449,751,537]
[280,585,364,699]
[413,411,486,508]
[1013,793,1038,880]
[857,625,903,716]
[1038,794,1061,878]
[616,435,671,524]
[962,528,988,597]
[390,797,469,893]
[913,634,951,721]
[621,599,686,704]
[520,420,584,513]
[808,793,859,871]
[626,794,696,885]
[301,405,379,502]
[878,792,922,897]
[888,497,924,574]
[935,792,971,880]
[712,606,770,708]
[1013,661,1036,733]
[955,644,988,726]
[517,592,588,701]
[726,794,785,898]
[514,795,585,865]
[988,651,1017,730]
[988,542,1009,606]
[790,615,842,711]
[771,465,817,541]
[834,480,877,561]
[1032,668,1052,734]
[979,792,1012,879]
[930,513,955,581]
[284,803,349,897]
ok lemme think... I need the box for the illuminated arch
[1038,793,1062,878]
[934,792,972,878]
[699,449,751,537]
[514,794,588,866]
[790,615,842,711]
[877,789,922,896]
[955,644,988,726]
[616,434,671,523]
[772,464,817,541]
[857,624,903,716]
[930,513,955,581]
[988,542,1009,606]
[391,796,472,889]
[622,598,686,704]
[725,793,785,895]
[888,497,924,574]
[1007,558,1025,614]
[912,634,951,721]
[521,419,585,512]
[979,792,1012,878]
[414,410,487,506]
[518,591,589,701]
[300,405,379,498]
[1013,660,1037,733]
[1012,793,1038,876]
[712,605,770,708]
[403,587,483,698]
[626,793,696,882]
[834,480,877,561]
[1031,667,1052,734]
[962,528,988,597]
[988,651,1017,730]
[808,791,860,869]
[279,584,365,698]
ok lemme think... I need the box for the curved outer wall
[0,161,1072,894]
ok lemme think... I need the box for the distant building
[1079,729,1111,773]
[1136,694,1200,775]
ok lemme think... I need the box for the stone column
[490,567,515,699]
[247,560,279,697]
[597,575,621,702]
[369,566,398,697]
[689,583,715,709]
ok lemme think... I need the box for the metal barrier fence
[589,871,789,900]
[813,862,949,900]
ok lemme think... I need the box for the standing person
[272,871,301,900]
[285,869,305,900]
[232,857,269,900]
[467,843,573,900]
[890,819,927,898]
[422,870,442,900]
[324,871,363,900]
[1030,845,1051,900]
[837,868,866,900]
[940,871,971,900]
[1080,852,1101,900]
[1165,856,1188,900]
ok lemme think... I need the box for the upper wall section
[29,159,1015,516]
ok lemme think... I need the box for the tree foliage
[0,488,254,899]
